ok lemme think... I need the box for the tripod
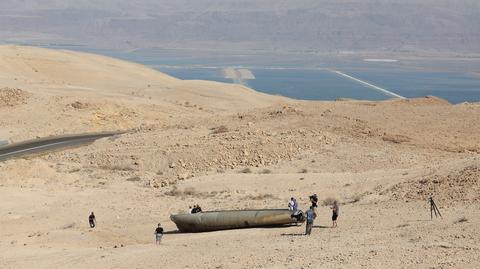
[429,197,442,219]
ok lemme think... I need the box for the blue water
[247,69,389,101]
[158,66,480,103]
[344,69,480,104]
[42,45,480,103]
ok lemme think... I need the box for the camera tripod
[429,197,442,219]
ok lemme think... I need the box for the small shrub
[247,193,276,200]
[164,186,198,197]
[350,194,362,203]
[300,168,308,173]
[164,186,182,196]
[183,187,196,196]
[212,125,229,134]
[68,168,81,173]
[240,167,252,174]
[126,176,141,182]
[100,163,135,171]
[260,169,272,174]
[60,223,76,229]
[322,197,336,206]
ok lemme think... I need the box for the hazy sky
[0,0,479,54]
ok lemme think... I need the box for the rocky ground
[0,45,479,268]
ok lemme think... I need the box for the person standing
[331,200,339,228]
[288,197,298,212]
[309,194,318,208]
[289,197,302,222]
[88,212,96,228]
[155,223,164,245]
[305,206,317,235]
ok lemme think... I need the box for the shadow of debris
[313,225,330,228]
[163,230,182,235]
[280,233,305,237]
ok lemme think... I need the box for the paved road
[0,132,122,162]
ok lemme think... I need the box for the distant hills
[1,0,479,54]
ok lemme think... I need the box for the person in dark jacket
[331,200,339,228]
[155,223,164,245]
[309,194,318,208]
[88,212,96,228]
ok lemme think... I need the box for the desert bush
[212,125,229,134]
[246,193,276,200]
[300,168,308,173]
[100,163,135,171]
[454,217,468,224]
[322,197,336,206]
[68,168,81,173]
[260,169,272,174]
[240,167,252,173]
[60,223,76,229]
[183,187,197,196]
[350,194,362,203]
[126,176,141,182]
[164,186,201,197]
[164,186,182,196]
[70,101,90,109]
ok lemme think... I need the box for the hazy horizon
[1,0,479,55]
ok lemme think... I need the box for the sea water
[42,45,480,103]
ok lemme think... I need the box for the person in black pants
[88,212,96,228]
[331,200,339,228]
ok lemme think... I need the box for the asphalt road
[0,132,122,162]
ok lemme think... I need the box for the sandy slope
[0,46,479,269]
[0,45,286,141]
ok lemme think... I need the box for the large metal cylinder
[171,209,303,233]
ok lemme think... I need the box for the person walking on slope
[155,223,164,245]
[305,206,317,235]
[88,212,96,228]
[331,200,339,228]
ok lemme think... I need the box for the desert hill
[0,45,286,141]
[0,46,479,269]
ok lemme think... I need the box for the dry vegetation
[322,197,336,206]
[212,125,229,134]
